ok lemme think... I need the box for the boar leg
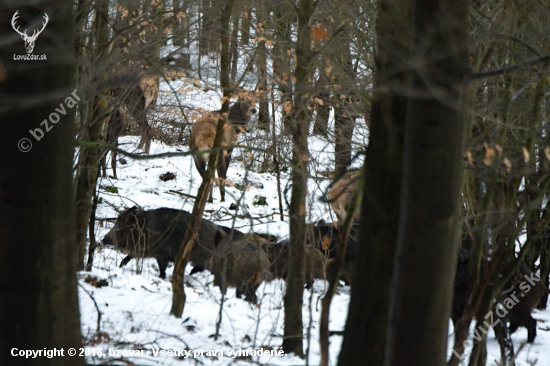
[119,255,133,268]
[156,258,169,279]
[189,265,205,275]
[526,316,537,343]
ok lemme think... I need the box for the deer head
[11,11,49,54]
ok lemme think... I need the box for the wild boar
[308,221,359,285]
[210,232,270,303]
[266,239,332,288]
[102,207,222,278]
[452,249,548,343]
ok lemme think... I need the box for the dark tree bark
[282,0,315,357]
[256,3,269,130]
[74,0,110,270]
[0,2,84,365]
[384,0,469,364]
[333,36,356,175]
[338,1,412,365]
[229,13,239,82]
[312,51,331,137]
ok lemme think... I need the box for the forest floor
[79,137,550,365]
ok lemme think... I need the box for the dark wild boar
[102,207,222,278]
[190,97,256,202]
[452,249,548,343]
[210,232,270,303]
[505,267,548,343]
[308,220,359,285]
[266,239,332,288]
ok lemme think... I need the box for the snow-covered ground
[80,134,351,365]
[79,135,550,365]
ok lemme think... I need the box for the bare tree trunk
[272,1,293,132]
[334,37,356,174]
[338,1,412,364]
[384,0,469,364]
[312,51,331,137]
[256,3,269,131]
[74,0,110,270]
[170,0,235,317]
[320,183,362,366]
[229,14,239,81]
[0,2,84,365]
[282,0,315,356]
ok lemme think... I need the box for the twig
[472,56,550,79]
[78,283,102,337]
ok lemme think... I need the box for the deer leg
[111,141,118,179]
[193,155,214,203]
[128,94,151,154]
[100,152,107,178]
[217,150,231,202]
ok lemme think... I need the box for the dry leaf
[311,24,329,42]
[544,147,550,161]
[522,147,530,163]
[484,143,495,166]
[283,100,293,114]
[503,157,512,173]
[322,236,330,251]
[466,151,473,165]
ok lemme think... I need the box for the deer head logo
[11,11,49,54]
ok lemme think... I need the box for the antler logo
[11,11,49,54]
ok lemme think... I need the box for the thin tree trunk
[257,38,270,130]
[75,0,110,270]
[320,182,362,366]
[170,0,235,317]
[272,2,293,132]
[312,51,331,137]
[282,0,315,356]
[0,2,84,365]
[229,14,239,82]
[383,0,469,364]
[334,39,356,174]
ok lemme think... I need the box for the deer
[112,74,158,154]
[190,97,257,203]
[100,106,126,179]
[327,170,362,222]
[11,11,48,54]
[99,74,158,178]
